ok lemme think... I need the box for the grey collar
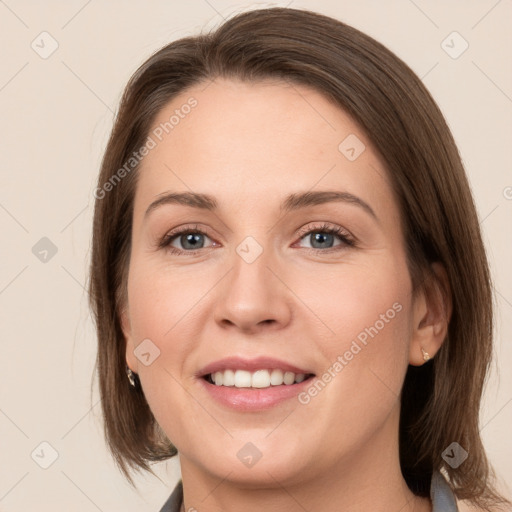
[431,471,459,511]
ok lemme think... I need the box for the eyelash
[158,222,356,255]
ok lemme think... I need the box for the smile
[205,369,315,388]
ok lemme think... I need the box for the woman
[89,7,510,511]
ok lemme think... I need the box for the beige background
[0,0,511,510]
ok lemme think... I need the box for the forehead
[146,77,363,167]
[133,78,393,219]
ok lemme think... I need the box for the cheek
[126,258,213,343]
[293,255,411,357]
[124,260,217,431]
[296,259,413,444]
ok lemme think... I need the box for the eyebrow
[144,190,377,221]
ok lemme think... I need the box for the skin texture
[122,78,450,512]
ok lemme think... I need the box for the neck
[178,405,432,512]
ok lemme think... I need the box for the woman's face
[123,78,419,487]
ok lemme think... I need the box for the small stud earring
[421,348,431,362]
[126,366,138,387]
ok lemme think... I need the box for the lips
[196,356,316,410]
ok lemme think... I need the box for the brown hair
[88,7,509,509]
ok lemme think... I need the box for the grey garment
[158,470,459,512]
[430,471,460,511]
[159,480,182,512]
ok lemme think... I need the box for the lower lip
[198,376,315,411]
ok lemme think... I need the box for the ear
[120,304,139,373]
[409,262,452,366]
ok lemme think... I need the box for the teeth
[252,370,270,388]
[222,369,235,386]
[209,369,308,388]
[270,369,284,385]
[234,370,252,388]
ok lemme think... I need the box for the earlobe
[409,262,452,366]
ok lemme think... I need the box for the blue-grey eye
[309,232,335,249]
[296,223,353,251]
[177,233,206,250]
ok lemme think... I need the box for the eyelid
[295,222,353,240]
[293,222,356,250]
[158,224,217,251]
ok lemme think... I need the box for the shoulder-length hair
[88,7,508,509]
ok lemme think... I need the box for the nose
[213,242,293,334]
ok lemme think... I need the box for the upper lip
[197,356,314,377]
